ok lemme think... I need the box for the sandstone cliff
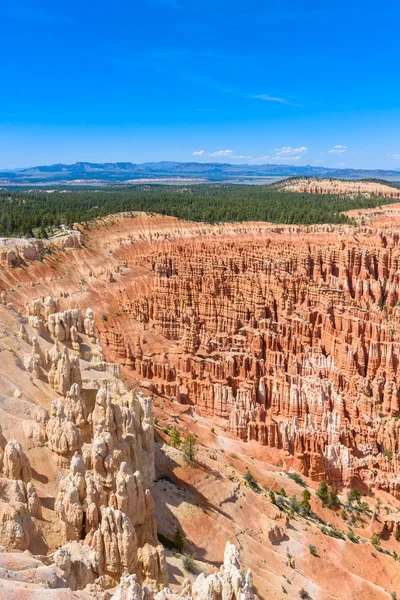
[3,213,400,498]
[0,298,168,597]
[2,211,400,597]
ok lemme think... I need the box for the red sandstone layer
[3,210,400,496]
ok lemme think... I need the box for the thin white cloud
[314,159,323,164]
[275,146,307,157]
[253,94,289,104]
[253,146,307,162]
[387,153,400,159]
[252,94,301,107]
[328,145,347,154]
[192,146,308,162]
[210,149,234,156]
[276,156,302,161]
[193,149,252,159]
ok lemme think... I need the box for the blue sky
[1,0,399,169]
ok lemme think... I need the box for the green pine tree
[316,480,329,504]
[182,433,197,463]
[301,489,311,515]
[326,485,340,509]
[169,427,181,449]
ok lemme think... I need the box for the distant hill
[1,161,400,185]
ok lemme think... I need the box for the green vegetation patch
[1,181,399,237]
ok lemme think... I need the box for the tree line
[0,183,398,238]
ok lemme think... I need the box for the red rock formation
[5,212,400,495]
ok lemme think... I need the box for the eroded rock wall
[4,213,400,496]
[0,297,167,597]
[93,221,400,495]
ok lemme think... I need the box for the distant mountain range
[1,161,400,185]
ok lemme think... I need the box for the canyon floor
[2,205,400,598]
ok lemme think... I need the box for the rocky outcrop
[7,212,400,595]
[53,542,103,592]
[3,439,31,482]
[91,507,138,579]
[190,542,257,600]
[0,542,103,596]
[47,344,82,395]
[27,407,49,447]
[0,295,258,598]
[0,298,168,597]
[0,540,256,600]
[27,481,42,518]
[0,478,37,550]
[27,297,98,362]
[0,232,81,267]
[78,222,400,495]
[282,177,400,198]
[0,429,43,551]
[109,541,257,600]
[46,397,83,462]
[10,216,394,498]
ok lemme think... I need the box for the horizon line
[1,160,400,173]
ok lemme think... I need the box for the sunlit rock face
[0,296,168,597]
[0,299,257,598]
[2,210,400,596]
[86,214,400,495]
[5,211,400,494]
